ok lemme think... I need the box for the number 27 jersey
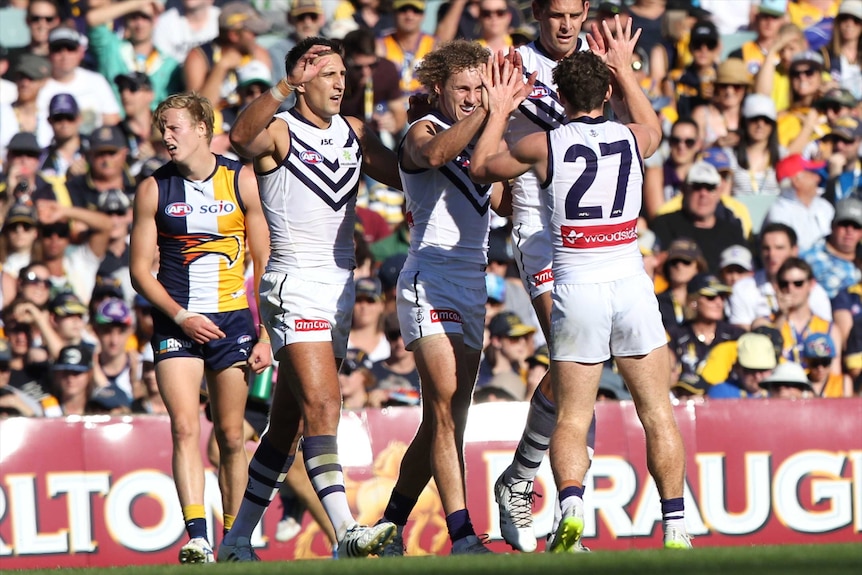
[542,116,644,285]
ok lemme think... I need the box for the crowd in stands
[0,0,861,419]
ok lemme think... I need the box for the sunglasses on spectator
[777,278,807,290]
[717,83,746,91]
[295,12,319,22]
[28,14,58,23]
[790,68,817,78]
[42,225,70,238]
[669,136,697,148]
[348,60,379,72]
[807,358,831,369]
[480,9,508,18]
[689,183,718,192]
[7,222,35,233]
[748,116,773,125]
[49,43,79,53]
[700,293,722,301]
[691,41,717,51]
[669,259,695,267]
[820,103,846,114]
[396,6,424,14]
[49,114,76,123]
[21,271,50,287]
[836,220,862,229]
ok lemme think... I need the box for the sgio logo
[200,201,236,215]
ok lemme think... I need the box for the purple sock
[445,509,475,542]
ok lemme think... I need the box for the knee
[214,426,246,456]
[171,417,200,445]
[302,401,341,431]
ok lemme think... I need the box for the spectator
[656,237,708,329]
[825,1,862,100]
[728,0,787,77]
[764,154,833,252]
[802,332,852,397]
[1,55,53,154]
[776,50,832,155]
[759,361,814,398]
[691,58,752,149]
[628,0,668,56]
[708,332,776,398]
[85,0,183,110]
[131,360,166,414]
[333,0,395,37]
[45,343,97,416]
[476,311,535,390]
[115,73,158,178]
[92,297,137,403]
[63,126,135,210]
[184,2,273,109]
[773,256,843,373]
[37,26,121,136]
[645,118,701,218]
[435,0,482,42]
[473,371,525,403]
[0,337,41,417]
[0,132,58,205]
[789,0,844,52]
[668,273,744,385]
[339,348,375,410]
[0,47,16,106]
[86,384,132,415]
[815,88,858,129]
[674,19,721,119]
[377,252,406,315]
[348,277,389,361]
[3,0,62,74]
[40,93,86,179]
[823,115,862,203]
[378,0,436,95]
[728,222,833,329]
[802,197,862,299]
[152,0,221,63]
[731,94,783,197]
[15,262,53,309]
[132,294,154,362]
[754,22,807,113]
[47,292,90,355]
[0,204,41,289]
[651,161,747,272]
[719,245,755,289]
[475,0,513,53]
[369,312,420,407]
[699,146,753,237]
[341,28,406,148]
[268,0,328,72]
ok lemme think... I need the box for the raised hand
[285,44,335,87]
[601,15,642,79]
[483,50,536,115]
[586,21,608,61]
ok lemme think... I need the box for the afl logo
[301,150,324,164]
[237,334,252,345]
[529,86,550,99]
[166,202,193,217]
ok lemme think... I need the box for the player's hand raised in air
[285,44,335,87]
[481,50,535,116]
[589,15,642,81]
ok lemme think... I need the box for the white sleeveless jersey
[400,112,493,284]
[508,39,585,226]
[543,116,645,284]
[258,109,361,281]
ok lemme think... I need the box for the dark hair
[553,51,609,115]
[671,117,699,137]
[760,222,798,248]
[342,29,377,58]
[284,36,344,78]
[735,115,780,170]
[777,256,812,282]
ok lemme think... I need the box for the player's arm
[470,110,539,184]
[239,165,273,372]
[346,116,403,190]
[401,106,488,171]
[130,177,225,344]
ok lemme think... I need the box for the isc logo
[165,202,192,217]
[301,150,323,164]
[529,86,550,99]
[200,200,235,214]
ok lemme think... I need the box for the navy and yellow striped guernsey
[152,155,248,313]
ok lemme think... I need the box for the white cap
[719,245,753,271]
[839,0,862,20]
[686,161,721,187]
[236,60,272,89]
[742,94,777,121]
[761,362,813,391]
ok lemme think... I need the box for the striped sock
[223,435,293,545]
[182,504,207,541]
[505,387,555,482]
[661,497,686,531]
[303,435,355,541]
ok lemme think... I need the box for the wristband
[258,332,271,344]
[270,78,298,102]
[173,309,202,325]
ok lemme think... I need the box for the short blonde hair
[153,93,214,143]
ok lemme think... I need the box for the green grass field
[10,543,862,575]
